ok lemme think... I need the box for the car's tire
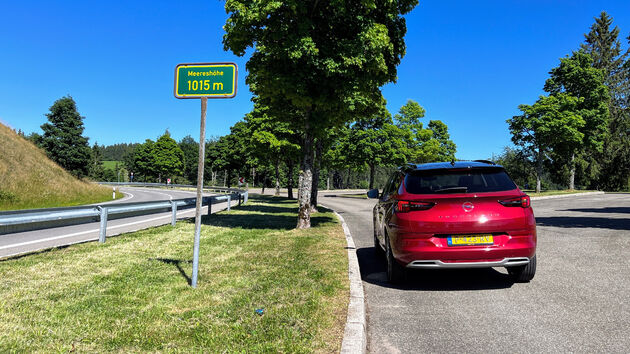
[508,255,536,282]
[385,233,406,284]
[374,222,384,257]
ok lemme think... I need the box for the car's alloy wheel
[385,234,405,284]
[507,255,536,282]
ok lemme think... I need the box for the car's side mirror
[367,189,379,199]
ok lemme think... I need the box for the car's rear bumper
[406,257,530,269]
[393,232,536,267]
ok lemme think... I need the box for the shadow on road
[536,216,630,230]
[150,257,192,285]
[356,247,515,291]
[561,207,630,214]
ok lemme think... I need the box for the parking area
[321,192,630,353]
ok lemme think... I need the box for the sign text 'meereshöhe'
[174,63,237,99]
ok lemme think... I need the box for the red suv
[368,161,536,283]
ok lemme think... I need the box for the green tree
[394,99,457,163]
[179,135,199,183]
[508,94,585,193]
[223,0,418,228]
[544,51,610,189]
[342,105,407,189]
[207,122,251,188]
[581,11,630,190]
[153,131,184,183]
[245,103,300,196]
[493,147,536,189]
[427,120,457,162]
[133,139,156,182]
[88,142,105,180]
[40,96,92,178]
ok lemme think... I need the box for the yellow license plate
[447,234,493,246]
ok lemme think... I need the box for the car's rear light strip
[498,195,530,208]
[396,200,435,213]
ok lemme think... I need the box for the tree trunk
[569,153,575,190]
[252,167,256,188]
[327,173,330,191]
[287,159,294,199]
[227,169,231,188]
[223,170,227,187]
[297,125,314,229]
[310,139,322,212]
[297,174,303,201]
[536,148,543,194]
[275,159,281,196]
[369,163,376,190]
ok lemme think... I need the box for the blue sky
[1,1,629,160]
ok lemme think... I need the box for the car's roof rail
[473,159,496,165]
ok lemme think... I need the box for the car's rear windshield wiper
[434,187,468,193]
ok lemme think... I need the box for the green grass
[523,189,596,197]
[0,196,349,352]
[102,160,122,170]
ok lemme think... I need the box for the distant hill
[0,123,115,210]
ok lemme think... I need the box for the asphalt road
[319,192,630,353]
[0,187,233,259]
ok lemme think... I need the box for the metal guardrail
[0,185,248,238]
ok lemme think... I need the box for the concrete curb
[328,208,367,354]
[530,191,605,201]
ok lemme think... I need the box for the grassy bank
[0,123,120,210]
[0,196,349,352]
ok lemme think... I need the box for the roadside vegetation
[0,196,349,352]
[13,8,628,226]
[504,12,630,193]
[0,124,119,211]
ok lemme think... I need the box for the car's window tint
[404,168,517,194]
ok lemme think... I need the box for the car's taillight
[499,195,530,208]
[396,200,435,212]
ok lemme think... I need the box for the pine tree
[581,12,630,190]
[40,96,92,178]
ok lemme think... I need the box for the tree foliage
[40,96,92,178]
[153,131,184,181]
[223,0,418,228]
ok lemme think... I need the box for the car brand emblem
[462,202,474,212]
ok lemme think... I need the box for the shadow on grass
[232,204,297,214]
[356,247,514,291]
[202,213,335,230]
[150,258,192,285]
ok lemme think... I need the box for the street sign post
[174,62,237,288]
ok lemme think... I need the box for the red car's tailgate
[393,190,535,237]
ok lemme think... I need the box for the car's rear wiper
[434,187,468,193]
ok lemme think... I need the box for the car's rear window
[404,168,517,194]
